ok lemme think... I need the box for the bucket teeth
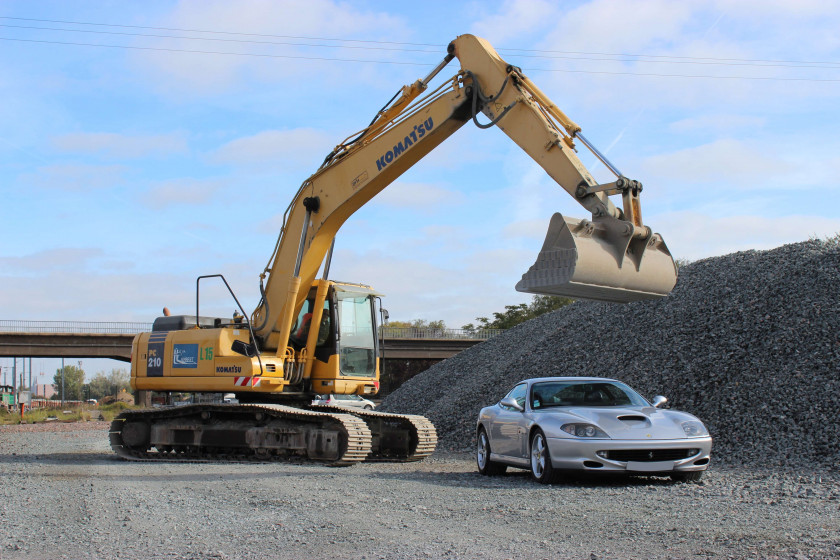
[516,213,678,303]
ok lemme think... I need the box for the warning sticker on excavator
[233,377,261,387]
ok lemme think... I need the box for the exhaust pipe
[516,213,678,303]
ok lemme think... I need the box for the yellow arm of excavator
[252,34,677,352]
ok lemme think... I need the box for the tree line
[385,295,574,333]
[50,366,132,401]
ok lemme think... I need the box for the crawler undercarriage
[109,404,437,466]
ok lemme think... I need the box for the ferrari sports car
[476,377,712,484]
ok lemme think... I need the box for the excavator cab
[297,281,381,397]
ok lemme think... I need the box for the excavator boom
[251,34,677,350]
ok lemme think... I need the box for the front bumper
[546,436,712,473]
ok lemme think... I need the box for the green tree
[462,295,573,331]
[87,369,131,400]
[108,368,131,396]
[380,318,447,338]
[87,373,110,400]
[52,365,85,401]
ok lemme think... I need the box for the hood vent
[617,415,648,422]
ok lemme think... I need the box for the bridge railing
[0,320,152,334]
[379,327,503,340]
[0,320,502,340]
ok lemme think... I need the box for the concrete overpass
[0,321,500,396]
[0,330,485,362]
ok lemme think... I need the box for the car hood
[558,407,702,440]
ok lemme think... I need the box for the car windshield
[530,381,649,408]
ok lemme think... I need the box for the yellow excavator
[110,34,678,465]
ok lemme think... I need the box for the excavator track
[310,406,437,462]
[109,404,372,466]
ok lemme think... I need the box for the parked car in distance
[476,377,712,484]
[311,394,376,410]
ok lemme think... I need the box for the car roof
[519,376,620,384]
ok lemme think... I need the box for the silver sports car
[476,377,712,484]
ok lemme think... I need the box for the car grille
[605,449,696,462]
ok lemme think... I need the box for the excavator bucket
[516,213,678,303]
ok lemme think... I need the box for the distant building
[36,384,57,399]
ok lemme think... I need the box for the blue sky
[2,0,840,380]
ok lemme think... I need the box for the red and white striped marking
[233,377,261,387]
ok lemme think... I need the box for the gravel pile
[382,237,840,469]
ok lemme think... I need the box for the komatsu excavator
[110,34,678,465]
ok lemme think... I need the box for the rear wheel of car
[530,429,561,484]
[671,471,704,483]
[476,428,506,476]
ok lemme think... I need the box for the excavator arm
[251,34,678,353]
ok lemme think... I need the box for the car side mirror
[651,395,667,408]
[500,397,524,412]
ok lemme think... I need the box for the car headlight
[561,423,609,438]
[681,421,709,437]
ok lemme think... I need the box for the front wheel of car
[671,471,704,483]
[476,428,506,476]
[530,429,561,484]
[363,405,373,410]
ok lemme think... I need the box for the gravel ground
[2,422,840,560]
[381,237,840,471]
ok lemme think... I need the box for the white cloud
[543,0,695,53]
[209,128,331,169]
[371,181,465,212]
[134,0,410,93]
[0,270,186,320]
[0,248,103,273]
[521,1,840,116]
[708,0,838,21]
[653,211,840,261]
[640,138,793,186]
[502,218,551,241]
[328,245,533,329]
[470,0,560,43]
[51,132,188,159]
[0,246,260,321]
[669,114,766,133]
[26,163,127,191]
[144,178,227,208]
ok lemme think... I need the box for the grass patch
[0,403,140,425]
[99,402,138,422]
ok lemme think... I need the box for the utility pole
[61,358,65,405]
[12,358,17,406]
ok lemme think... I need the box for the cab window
[290,299,331,349]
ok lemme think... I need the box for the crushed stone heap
[381,237,840,469]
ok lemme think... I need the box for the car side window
[501,383,527,410]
